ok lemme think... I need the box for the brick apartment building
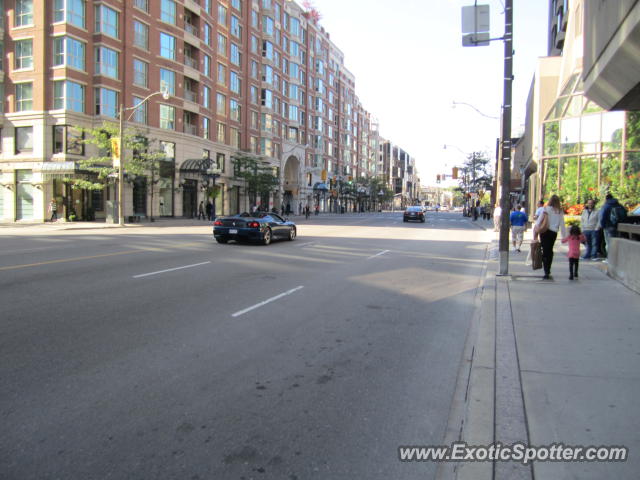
[0,0,406,222]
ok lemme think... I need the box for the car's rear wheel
[216,236,229,244]
[288,227,296,241]
[262,228,272,245]
[403,218,408,222]
[421,217,425,223]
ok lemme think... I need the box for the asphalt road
[1,212,492,480]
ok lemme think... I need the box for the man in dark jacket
[599,193,624,259]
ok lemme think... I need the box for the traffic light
[452,167,458,179]
[437,174,441,183]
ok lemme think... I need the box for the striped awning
[41,161,78,178]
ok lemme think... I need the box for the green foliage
[64,122,166,191]
[626,111,640,150]
[565,217,580,228]
[543,122,559,156]
[457,151,493,193]
[231,153,279,199]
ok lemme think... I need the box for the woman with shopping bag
[532,195,567,279]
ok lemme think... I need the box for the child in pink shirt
[562,225,587,280]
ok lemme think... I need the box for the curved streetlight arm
[124,89,171,121]
[452,101,499,120]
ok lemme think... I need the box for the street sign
[462,4,490,33]
[462,4,490,47]
[463,32,490,47]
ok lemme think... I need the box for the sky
[313,0,549,187]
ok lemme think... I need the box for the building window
[203,22,212,46]
[203,0,211,14]
[216,152,226,172]
[230,71,241,94]
[202,117,210,139]
[132,96,147,124]
[133,20,149,49]
[202,85,211,108]
[231,15,241,38]
[15,82,33,111]
[263,16,274,36]
[217,123,226,143]
[53,36,85,71]
[54,0,85,28]
[133,58,148,87]
[160,0,176,25]
[202,54,211,77]
[94,4,119,38]
[53,80,84,113]
[94,46,118,78]
[230,43,241,66]
[230,99,241,122]
[216,93,226,115]
[159,104,175,130]
[218,4,227,25]
[15,126,33,153]
[53,125,84,155]
[230,128,240,148]
[232,0,242,11]
[94,87,118,117]
[217,63,226,85]
[159,68,175,95]
[14,39,33,70]
[159,32,176,60]
[134,0,148,12]
[15,0,34,27]
[217,34,227,56]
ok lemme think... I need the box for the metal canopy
[179,157,216,174]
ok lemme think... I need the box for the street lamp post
[117,89,169,226]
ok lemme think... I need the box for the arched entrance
[282,155,300,214]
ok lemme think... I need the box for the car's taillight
[214,220,223,226]
[247,221,260,228]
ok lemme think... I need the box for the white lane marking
[297,242,316,248]
[367,249,390,260]
[133,261,211,279]
[232,286,304,318]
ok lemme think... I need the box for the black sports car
[213,212,297,245]
[403,206,425,222]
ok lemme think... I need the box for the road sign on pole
[462,4,490,47]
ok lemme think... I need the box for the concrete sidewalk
[455,238,640,479]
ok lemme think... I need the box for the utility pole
[498,0,513,276]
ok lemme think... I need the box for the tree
[231,153,280,210]
[64,122,167,218]
[458,151,493,194]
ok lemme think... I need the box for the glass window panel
[625,152,640,177]
[601,153,621,191]
[66,127,84,154]
[133,58,148,87]
[16,0,34,26]
[95,4,119,37]
[580,114,600,153]
[542,158,559,199]
[560,117,580,154]
[625,111,640,150]
[53,125,64,153]
[133,21,148,49]
[160,32,176,60]
[159,68,175,94]
[16,82,33,111]
[160,0,176,24]
[15,39,33,69]
[565,95,583,117]
[16,126,34,152]
[583,100,603,114]
[579,156,598,202]
[560,73,578,96]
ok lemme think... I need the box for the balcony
[185,22,199,38]
[184,55,198,70]
[184,123,198,136]
[186,89,199,103]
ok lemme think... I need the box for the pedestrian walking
[286,202,291,216]
[561,225,587,280]
[509,205,527,252]
[198,201,206,220]
[493,203,502,232]
[533,199,545,221]
[305,205,310,219]
[533,194,567,280]
[206,201,213,221]
[315,204,319,215]
[48,199,58,222]
[598,193,627,261]
[580,199,600,259]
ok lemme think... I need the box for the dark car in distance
[213,212,296,245]
[403,206,426,223]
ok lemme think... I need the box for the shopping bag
[530,241,543,270]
